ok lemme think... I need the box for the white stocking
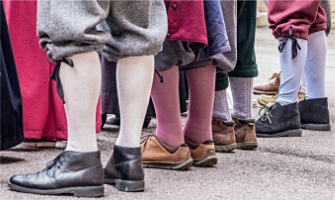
[115,55,155,147]
[60,52,101,152]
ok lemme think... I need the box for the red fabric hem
[272,31,309,41]
[309,24,327,35]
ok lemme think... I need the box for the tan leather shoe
[212,118,237,152]
[140,133,193,170]
[232,116,258,150]
[184,138,217,167]
[258,94,277,107]
[253,73,280,95]
[258,92,306,107]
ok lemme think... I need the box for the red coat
[164,1,208,45]
[3,1,101,141]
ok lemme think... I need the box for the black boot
[104,145,145,192]
[298,98,331,131]
[8,151,104,197]
[256,102,302,137]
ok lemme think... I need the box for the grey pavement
[0,28,334,200]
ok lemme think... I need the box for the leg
[8,0,111,196]
[229,0,258,149]
[140,66,193,170]
[184,65,216,144]
[304,31,326,100]
[61,52,101,152]
[256,0,326,137]
[115,55,155,147]
[212,73,237,152]
[212,73,231,121]
[9,52,105,197]
[151,66,184,151]
[298,31,330,131]
[230,77,253,119]
[103,0,167,190]
[212,89,231,121]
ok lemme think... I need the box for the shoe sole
[237,142,258,150]
[143,154,193,170]
[8,182,104,197]
[214,143,237,152]
[193,149,217,167]
[253,90,278,95]
[256,129,302,137]
[104,178,144,192]
[301,124,331,131]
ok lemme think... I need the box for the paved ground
[0,28,334,200]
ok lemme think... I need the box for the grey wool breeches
[37,0,168,62]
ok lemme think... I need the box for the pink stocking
[151,66,184,149]
[184,65,216,144]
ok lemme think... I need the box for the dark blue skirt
[1,1,24,151]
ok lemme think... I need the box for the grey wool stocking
[229,77,253,119]
[212,89,231,121]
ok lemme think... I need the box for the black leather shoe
[104,145,144,192]
[8,151,104,197]
[298,98,331,131]
[256,102,302,137]
[105,114,151,128]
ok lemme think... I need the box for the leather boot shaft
[298,98,330,124]
[104,145,144,181]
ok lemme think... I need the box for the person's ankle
[114,138,140,148]
[65,144,98,152]
[155,135,181,153]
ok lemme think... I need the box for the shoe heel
[115,179,145,192]
[73,185,104,197]
[301,124,331,131]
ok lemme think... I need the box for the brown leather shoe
[184,138,217,167]
[253,73,280,95]
[212,118,237,152]
[232,116,258,150]
[140,133,193,170]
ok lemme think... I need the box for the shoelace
[49,59,74,104]
[46,153,64,170]
[140,133,154,149]
[258,107,273,124]
[278,26,301,60]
